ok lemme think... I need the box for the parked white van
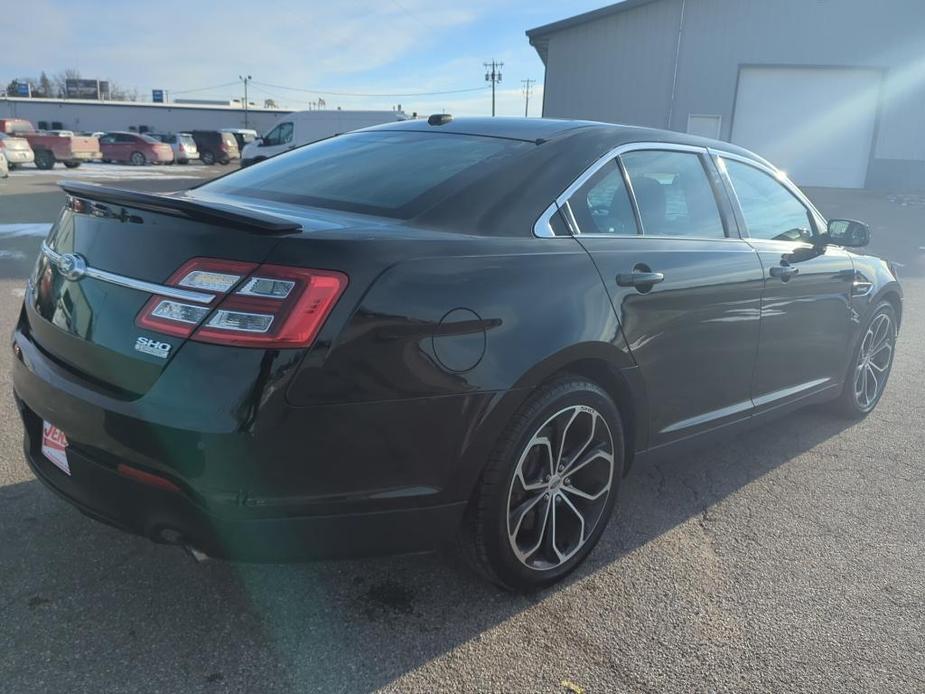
[240,110,407,167]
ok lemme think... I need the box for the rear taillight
[136,258,348,348]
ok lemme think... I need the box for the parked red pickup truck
[0,119,101,169]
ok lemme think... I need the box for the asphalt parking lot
[0,167,922,693]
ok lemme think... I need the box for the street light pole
[239,74,252,128]
[484,60,503,116]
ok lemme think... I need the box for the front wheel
[834,302,897,418]
[461,377,623,591]
[130,151,146,166]
[200,150,215,165]
[63,161,81,169]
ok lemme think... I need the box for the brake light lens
[136,258,347,348]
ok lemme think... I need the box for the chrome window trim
[534,141,735,238]
[709,149,828,231]
[40,241,216,305]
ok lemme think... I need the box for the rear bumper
[17,397,466,561]
[68,151,101,161]
[3,150,33,164]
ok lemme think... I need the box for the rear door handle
[769,265,799,281]
[616,271,665,288]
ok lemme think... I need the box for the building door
[731,66,881,188]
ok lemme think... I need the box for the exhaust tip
[184,545,210,563]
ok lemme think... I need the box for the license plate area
[41,421,70,476]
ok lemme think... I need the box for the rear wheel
[461,377,623,591]
[130,151,146,166]
[34,150,55,170]
[63,161,81,169]
[834,302,897,418]
[218,156,230,166]
[200,150,215,165]
[178,159,189,165]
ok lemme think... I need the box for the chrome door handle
[616,271,665,288]
[769,265,799,281]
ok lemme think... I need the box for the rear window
[222,133,237,146]
[202,131,531,218]
[179,134,195,145]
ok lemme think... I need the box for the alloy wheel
[854,312,895,410]
[506,405,615,571]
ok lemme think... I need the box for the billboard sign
[15,82,31,97]
[65,79,102,100]
[152,89,164,103]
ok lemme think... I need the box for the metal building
[527,0,925,190]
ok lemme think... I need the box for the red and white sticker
[41,421,70,476]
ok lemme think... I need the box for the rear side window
[722,159,814,242]
[565,160,638,235]
[203,131,532,218]
[620,150,725,238]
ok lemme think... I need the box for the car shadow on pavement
[0,403,859,693]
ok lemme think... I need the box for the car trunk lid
[25,185,301,396]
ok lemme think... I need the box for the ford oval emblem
[56,253,87,281]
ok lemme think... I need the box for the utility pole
[238,74,252,128]
[521,79,535,117]
[484,60,503,116]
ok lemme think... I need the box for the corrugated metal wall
[537,0,925,189]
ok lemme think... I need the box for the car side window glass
[279,123,293,144]
[263,123,288,146]
[722,159,814,242]
[620,150,725,238]
[565,160,638,235]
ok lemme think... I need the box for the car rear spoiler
[59,181,302,234]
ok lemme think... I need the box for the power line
[521,78,535,118]
[251,80,487,98]
[168,80,240,95]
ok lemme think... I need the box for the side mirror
[826,219,870,248]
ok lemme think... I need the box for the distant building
[0,96,404,137]
[527,0,925,189]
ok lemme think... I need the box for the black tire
[9,163,19,170]
[178,159,188,165]
[833,301,897,419]
[460,376,624,591]
[34,150,55,170]
[218,156,230,166]
[200,150,215,165]
[130,151,146,166]
[101,159,111,164]
[63,161,81,169]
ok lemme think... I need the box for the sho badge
[134,336,171,359]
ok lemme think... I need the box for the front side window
[263,122,293,146]
[565,160,638,235]
[620,150,725,239]
[723,159,814,242]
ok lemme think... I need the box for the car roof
[363,116,767,163]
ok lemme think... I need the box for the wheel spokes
[506,404,615,571]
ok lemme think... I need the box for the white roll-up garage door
[731,67,881,188]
